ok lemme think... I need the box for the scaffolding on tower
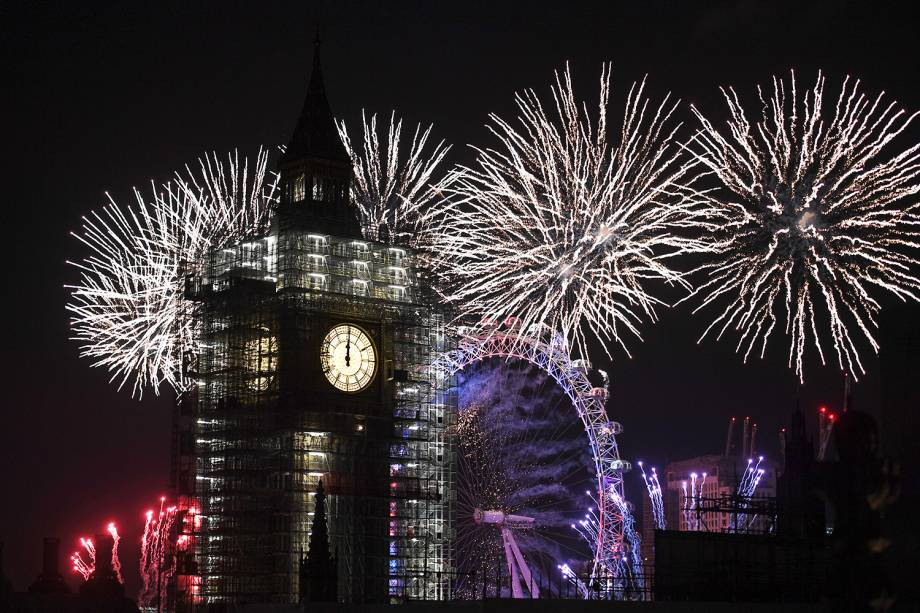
[172,228,456,607]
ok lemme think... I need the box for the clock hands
[323,325,376,391]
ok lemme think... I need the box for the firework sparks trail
[651,466,667,530]
[736,457,766,531]
[637,462,666,529]
[70,523,123,583]
[139,498,180,608]
[649,468,665,529]
[689,473,700,531]
[750,468,765,494]
[107,523,123,584]
[681,472,707,532]
[686,71,920,381]
[681,481,690,529]
[571,487,644,596]
[71,538,95,581]
[557,563,589,598]
[430,63,718,360]
[139,511,153,594]
[737,459,754,495]
[694,473,704,531]
[336,111,451,246]
[570,491,602,549]
[749,457,765,494]
[66,149,279,397]
[698,472,709,531]
[743,468,767,530]
[607,486,644,592]
[737,457,766,498]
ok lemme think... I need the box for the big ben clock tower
[181,36,455,606]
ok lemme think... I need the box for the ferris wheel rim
[436,329,628,583]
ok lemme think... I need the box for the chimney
[79,531,123,602]
[742,416,751,458]
[28,537,70,594]
[43,537,60,577]
[93,533,114,578]
[724,416,736,456]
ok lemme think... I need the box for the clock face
[320,324,377,392]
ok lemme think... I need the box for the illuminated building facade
[172,41,455,606]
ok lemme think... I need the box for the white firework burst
[336,110,450,245]
[429,63,716,359]
[66,149,279,397]
[686,71,920,380]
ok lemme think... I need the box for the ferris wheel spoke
[442,329,640,598]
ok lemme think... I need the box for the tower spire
[301,479,337,603]
[313,26,321,69]
[277,33,362,237]
[281,32,349,164]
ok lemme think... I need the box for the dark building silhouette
[1,542,13,606]
[4,537,139,613]
[653,410,831,603]
[776,409,826,540]
[78,533,128,605]
[880,306,920,459]
[27,538,69,595]
[653,529,827,603]
[880,304,920,468]
[822,410,903,610]
[300,479,338,603]
[878,303,920,607]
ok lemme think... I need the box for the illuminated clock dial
[320,324,377,392]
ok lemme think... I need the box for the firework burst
[66,149,279,397]
[336,110,450,246]
[429,63,715,359]
[637,462,666,530]
[686,71,920,380]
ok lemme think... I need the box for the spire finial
[313,26,321,68]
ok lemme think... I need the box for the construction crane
[742,416,751,458]
[724,416,736,456]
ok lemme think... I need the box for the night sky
[3,0,918,596]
